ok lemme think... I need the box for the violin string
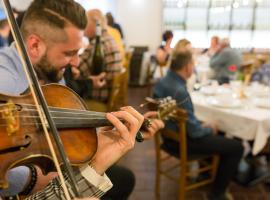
[0,115,110,127]
[0,122,107,127]
[0,113,107,119]
[0,102,105,115]
[0,106,107,117]
[0,97,188,128]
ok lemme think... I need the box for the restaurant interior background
[3,0,270,51]
[2,0,270,199]
[87,0,269,51]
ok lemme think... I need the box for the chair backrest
[240,60,255,85]
[154,107,218,200]
[107,69,127,111]
[155,108,188,161]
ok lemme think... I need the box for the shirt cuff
[79,164,113,193]
[0,166,30,196]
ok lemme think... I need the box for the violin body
[0,84,97,188]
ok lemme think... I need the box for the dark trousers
[188,135,243,196]
[163,135,243,197]
[101,165,135,200]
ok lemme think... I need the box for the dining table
[191,83,270,155]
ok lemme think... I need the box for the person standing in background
[210,38,242,84]
[0,18,10,47]
[80,9,122,80]
[106,12,124,39]
[155,30,173,66]
[206,36,220,57]
[173,38,192,54]
[67,9,123,102]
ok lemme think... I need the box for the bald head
[220,38,230,48]
[84,9,107,38]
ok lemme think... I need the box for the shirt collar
[167,69,186,85]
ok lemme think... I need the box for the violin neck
[50,107,111,129]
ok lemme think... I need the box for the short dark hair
[162,30,173,42]
[106,12,114,26]
[0,19,8,29]
[170,50,192,71]
[21,0,87,40]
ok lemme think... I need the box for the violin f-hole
[0,135,31,154]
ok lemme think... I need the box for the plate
[207,97,242,108]
[253,98,270,109]
[200,86,216,96]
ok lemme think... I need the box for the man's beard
[35,53,65,83]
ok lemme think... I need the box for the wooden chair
[240,60,255,85]
[155,108,219,200]
[85,69,127,112]
[118,51,133,106]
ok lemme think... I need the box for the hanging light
[177,0,185,8]
[243,0,249,6]
[233,1,240,8]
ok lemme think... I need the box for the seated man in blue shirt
[154,50,243,200]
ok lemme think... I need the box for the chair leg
[155,165,161,198]
[155,134,162,199]
[155,171,160,200]
[211,156,219,181]
[179,166,186,200]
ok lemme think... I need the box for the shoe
[247,167,270,186]
[234,161,270,186]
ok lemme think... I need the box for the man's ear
[26,34,46,63]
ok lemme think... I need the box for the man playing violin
[0,0,164,199]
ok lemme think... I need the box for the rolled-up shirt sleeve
[0,166,30,196]
[25,165,113,200]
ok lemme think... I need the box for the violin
[0,83,149,189]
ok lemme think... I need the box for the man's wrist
[19,165,37,196]
[89,159,107,175]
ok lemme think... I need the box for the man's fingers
[120,106,144,126]
[98,126,113,131]
[99,72,107,78]
[106,113,129,135]
[142,119,164,140]
[106,111,139,145]
[143,111,158,118]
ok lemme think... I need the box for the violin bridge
[1,100,20,136]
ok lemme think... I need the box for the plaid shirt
[25,167,111,200]
[79,30,122,79]
[79,30,122,101]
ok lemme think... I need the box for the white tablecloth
[191,92,270,155]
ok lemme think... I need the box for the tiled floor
[118,86,270,200]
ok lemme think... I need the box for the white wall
[76,0,116,15]
[115,0,163,52]
[9,0,32,11]
[1,0,163,51]
[1,0,117,14]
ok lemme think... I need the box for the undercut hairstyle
[87,9,107,29]
[170,50,192,71]
[21,0,87,42]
